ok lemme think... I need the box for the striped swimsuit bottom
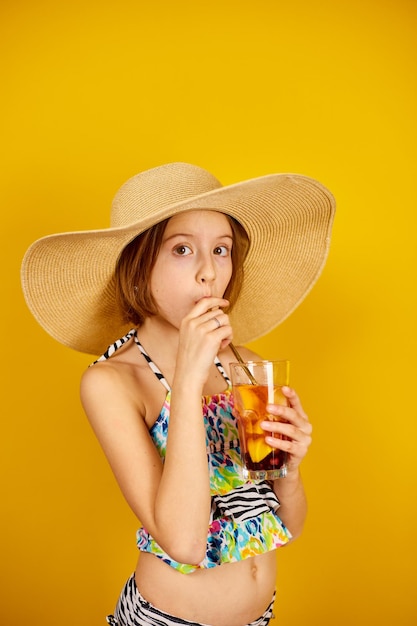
[106,573,276,626]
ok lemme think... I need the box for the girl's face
[150,210,233,328]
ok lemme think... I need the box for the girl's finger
[281,386,308,420]
[192,297,230,316]
[261,419,312,441]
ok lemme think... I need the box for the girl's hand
[261,387,312,473]
[176,296,233,384]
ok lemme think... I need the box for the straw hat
[21,162,336,355]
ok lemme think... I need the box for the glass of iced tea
[230,360,290,480]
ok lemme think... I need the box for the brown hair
[115,214,250,326]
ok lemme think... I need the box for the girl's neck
[137,316,180,359]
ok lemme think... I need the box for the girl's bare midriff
[135,550,277,626]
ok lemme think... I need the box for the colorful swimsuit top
[93,329,291,574]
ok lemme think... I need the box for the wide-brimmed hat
[21,162,336,355]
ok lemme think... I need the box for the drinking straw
[230,343,257,385]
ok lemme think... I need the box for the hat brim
[21,173,335,354]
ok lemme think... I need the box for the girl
[21,162,335,626]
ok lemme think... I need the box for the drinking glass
[230,360,290,480]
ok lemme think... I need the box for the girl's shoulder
[82,338,141,388]
[80,355,144,415]
[80,339,167,429]
[82,334,144,404]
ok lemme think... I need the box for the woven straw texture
[21,163,336,354]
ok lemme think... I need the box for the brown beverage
[233,383,288,480]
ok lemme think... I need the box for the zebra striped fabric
[213,481,280,523]
[91,329,137,365]
[91,329,231,394]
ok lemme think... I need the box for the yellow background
[1,1,416,624]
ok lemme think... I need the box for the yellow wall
[2,1,416,624]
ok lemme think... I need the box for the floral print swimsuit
[94,330,291,575]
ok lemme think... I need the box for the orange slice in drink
[238,385,263,413]
[251,418,265,435]
[247,437,273,463]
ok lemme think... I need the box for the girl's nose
[197,257,216,283]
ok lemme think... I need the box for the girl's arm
[157,297,232,563]
[263,385,312,539]
[272,468,308,540]
[81,298,232,566]
[81,362,212,566]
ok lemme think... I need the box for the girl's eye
[214,245,229,257]
[174,245,192,256]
